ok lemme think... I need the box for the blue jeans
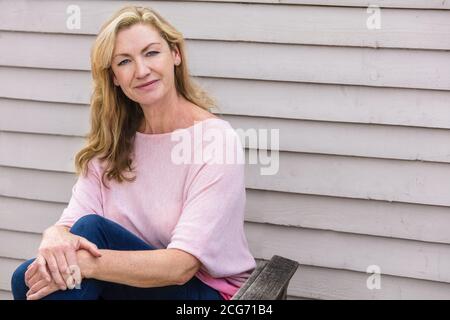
[11,214,224,300]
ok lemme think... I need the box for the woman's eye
[118,59,130,66]
[117,52,158,66]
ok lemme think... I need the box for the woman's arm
[80,248,201,287]
[25,225,103,291]
[27,248,201,299]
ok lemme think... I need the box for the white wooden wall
[1,0,450,300]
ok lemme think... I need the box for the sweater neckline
[135,117,223,140]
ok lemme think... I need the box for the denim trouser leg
[11,214,224,300]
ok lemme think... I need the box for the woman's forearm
[85,249,188,288]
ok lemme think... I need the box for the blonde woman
[11,5,255,300]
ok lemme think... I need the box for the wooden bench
[232,255,299,300]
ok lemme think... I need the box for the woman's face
[110,23,181,105]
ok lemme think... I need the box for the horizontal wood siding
[1,0,449,299]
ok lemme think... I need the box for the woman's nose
[135,57,151,78]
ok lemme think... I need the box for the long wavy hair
[75,5,218,187]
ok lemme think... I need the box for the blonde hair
[75,5,218,187]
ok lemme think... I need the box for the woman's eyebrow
[114,42,161,58]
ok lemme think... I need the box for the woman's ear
[172,45,181,66]
[112,73,119,86]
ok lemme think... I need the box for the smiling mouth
[135,80,159,89]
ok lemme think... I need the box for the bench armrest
[232,255,299,300]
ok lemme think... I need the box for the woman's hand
[25,249,98,300]
[25,262,61,300]
[26,225,102,291]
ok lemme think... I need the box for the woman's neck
[138,95,194,135]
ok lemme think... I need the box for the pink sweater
[55,118,256,300]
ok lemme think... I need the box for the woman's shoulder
[197,116,236,137]
[189,105,235,133]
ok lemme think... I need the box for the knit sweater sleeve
[167,130,254,278]
[55,158,104,228]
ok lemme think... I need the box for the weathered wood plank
[245,222,450,284]
[1,32,449,90]
[165,0,450,9]
[245,189,450,245]
[245,152,450,207]
[0,132,84,172]
[0,196,64,233]
[0,68,90,104]
[0,290,13,300]
[0,257,25,292]
[3,148,450,207]
[236,255,299,300]
[3,222,450,284]
[3,183,450,245]
[0,230,41,260]
[4,187,450,245]
[229,115,450,163]
[0,99,90,136]
[1,1,449,49]
[3,69,450,130]
[232,259,267,300]
[201,78,450,130]
[3,255,450,300]
[4,118,450,170]
[289,264,450,300]
[0,166,76,203]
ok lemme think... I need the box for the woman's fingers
[54,249,70,276]
[41,252,67,290]
[27,280,59,300]
[26,285,54,301]
[79,238,102,257]
[26,279,50,298]
[35,255,52,282]
[27,269,46,289]
[27,261,35,270]
[24,262,38,287]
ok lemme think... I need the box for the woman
[11,5,256,300]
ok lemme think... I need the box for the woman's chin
[136,96,161,106]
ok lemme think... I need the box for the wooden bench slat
[232,259,268,300]
[233,255,299,300]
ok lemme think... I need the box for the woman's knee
[11,258,35,300]
[70,214,106,237]
[69,214,111,250]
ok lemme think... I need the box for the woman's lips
[136,80,159,90]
